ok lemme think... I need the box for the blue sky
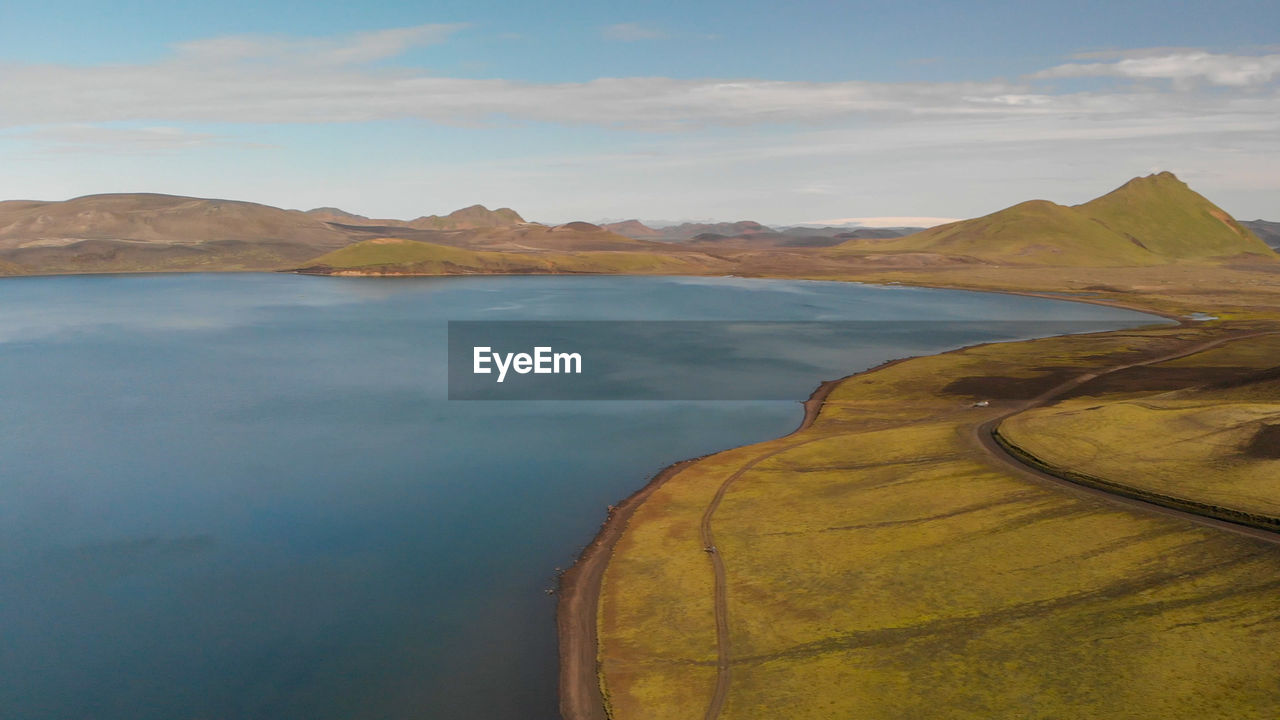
[1,0,1277,224]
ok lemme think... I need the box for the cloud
[1034,50,1280,87]
[172,23,467,66]
[0,28,1277,148]
[12,125,229,155]
[1068,46,1204,60]
[792,184,842,196]
[601,23,667,41]
[0,54,1138,132]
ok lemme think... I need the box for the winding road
[973,329,1280,547]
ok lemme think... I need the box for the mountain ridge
[305,203,524,230]
[0,173,1269,276]
[0,192,351,249]
[1241,220,1280,249]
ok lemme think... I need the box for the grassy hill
[830,173,1275,266]
[297,237,722,276]
[842,199,1158,266]
[1077,172,1268,259]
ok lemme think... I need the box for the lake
[0,273,1164,719]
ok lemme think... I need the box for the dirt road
[972,330,1280,546]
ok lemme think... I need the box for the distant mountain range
[689,226,924,249]
[0,173,1272,277]
[0,193,350,249]
[601,219,924,247]
[306,204,523,230]
[0,193,354,274]
[597,219,664,239]
[1242,220,1280,249]
[0,195,532,274]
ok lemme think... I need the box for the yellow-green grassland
[597,316,1280,719]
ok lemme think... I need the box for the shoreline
[556,377,848,720]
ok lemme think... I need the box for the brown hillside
[0,193,350,250]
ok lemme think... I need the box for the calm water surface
[0,274,1163,719]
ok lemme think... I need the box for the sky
[0,0,1277,225]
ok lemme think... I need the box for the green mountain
[1077,172,1267,259]
[831,172,1275,266]
[301,237,545,273]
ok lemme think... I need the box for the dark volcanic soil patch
[944,359,1280,403]
[1245,424,1280,459]
[1058,365,1270,399]
[1205,365,1280,392]
[943,368,1078,401]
